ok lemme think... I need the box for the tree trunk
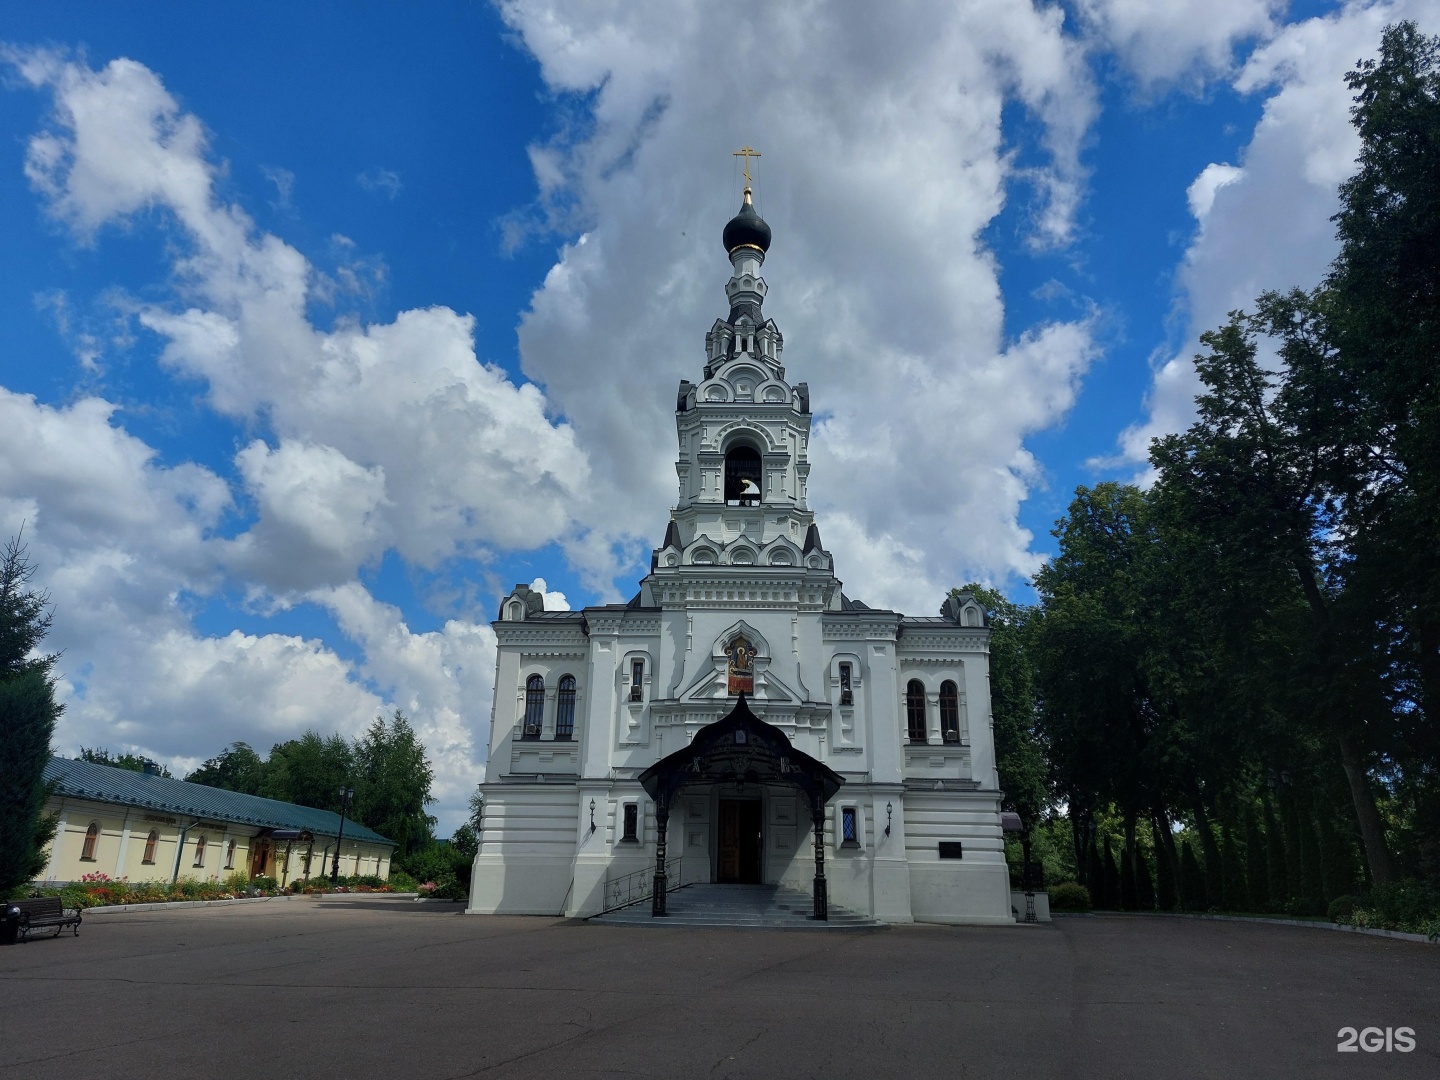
[1291,554,1397,886]
[1071,808,1091,889]
[1336,730,1395,885]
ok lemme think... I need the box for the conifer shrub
[1120,846,1138,910]
[1327,894,1361,923]
[1048,882,1092,912]
[1135,847,1156,910]
[1180,840,1207,910]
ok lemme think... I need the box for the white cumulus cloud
[1077,0,1283,89]
[501,0,1101,608]
[3,50,591,826]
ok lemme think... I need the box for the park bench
[13,897,82,940]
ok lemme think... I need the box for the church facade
[467,183,1011,924]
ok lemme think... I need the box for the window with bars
[940,680,961,743]
[555,675,576,740]
[629,658,644,702]
[622,803,639,842]
[841,806,858,846]
[906,680,928,743]
[522,675,544,739]
[839,662,853,706]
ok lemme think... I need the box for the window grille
[556,675,576,740]
[622,803,639,841]
[523,675,544,739]
[906,680,928,743]
[841,807,858,845]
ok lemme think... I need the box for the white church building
[467,178,1012,924]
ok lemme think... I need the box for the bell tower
[649,165,834,581]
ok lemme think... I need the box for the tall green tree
[79,747,172,777]
[186,742,265,794]
[353,710,435,858]
[0,535,61,894]
[1149,306,1397,884]
[262,731,354,809]
[1324,22,1440,878]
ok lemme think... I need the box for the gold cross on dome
[732,145,761,185]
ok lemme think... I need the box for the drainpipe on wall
[171,819,202,885]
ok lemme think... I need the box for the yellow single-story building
[38,757,396,886]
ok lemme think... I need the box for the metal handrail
[601,857,684,913]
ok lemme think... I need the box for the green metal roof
[44,757,395,847]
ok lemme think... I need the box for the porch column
[812,793,828,921]
[651,786,670,917]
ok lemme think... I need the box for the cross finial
[732,145,761,186]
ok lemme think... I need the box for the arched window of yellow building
[142,830,158,864]
[193,834,207,867]
[80,822,100,861]
[225,838,236,869]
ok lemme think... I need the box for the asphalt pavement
[1,897,1436,1079]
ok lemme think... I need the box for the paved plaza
[2,897,1436,1079]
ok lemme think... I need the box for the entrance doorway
[249,838,271,878]
[718,799,762,883]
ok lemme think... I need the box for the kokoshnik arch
[468,165,1011,924]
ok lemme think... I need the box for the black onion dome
[722,190,771,255]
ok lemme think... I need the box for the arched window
[906,680,928,744]
[142,830,159,864]
[724,445,763,504]
[193,834,207,867]
[80,822,100,861]
[522,675,545,739]
[940,681,961,743]
[225,838,237,869]
[555,675,576,740]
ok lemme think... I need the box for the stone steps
[590,883,884,930]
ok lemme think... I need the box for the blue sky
[1,0,1434,829]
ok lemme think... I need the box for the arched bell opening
[724,444,762,505]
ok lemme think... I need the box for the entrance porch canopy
[637,694,844,918]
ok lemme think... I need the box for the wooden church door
[718,800,762,883]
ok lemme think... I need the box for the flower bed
[18,871,283,909]
[292,873,402,895]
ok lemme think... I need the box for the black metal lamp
[329,785,355,884]
[589,799,597,834]
[885,801,893,837]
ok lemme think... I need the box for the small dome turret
[723,188,772,256]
